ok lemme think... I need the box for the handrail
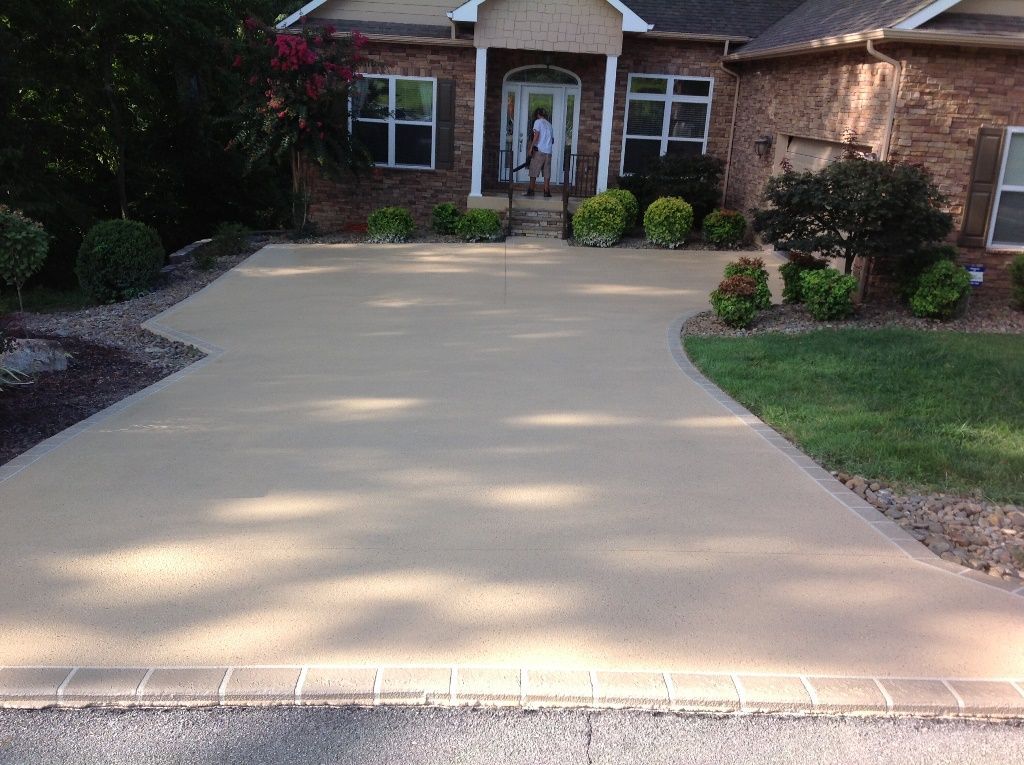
[562,157,571,239]
[506,145,513,237]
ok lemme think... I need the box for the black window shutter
[959,126,1005,247]
[435,80,456,170]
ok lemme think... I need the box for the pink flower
[232,54,243,69]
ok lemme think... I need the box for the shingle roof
[921,12,1024,36]
[733,0,932,55]
[308,18,453,39]
[626,0,806,39]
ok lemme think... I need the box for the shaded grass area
[684,328,1024,503]
[1,285,91,315]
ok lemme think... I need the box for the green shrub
[599,189,639,228]
[618,154,724,223]
[76,220,164,303]
[800,269,857,321]
[702,209,747,248]
[643,197,693,248]
[1010,254,1024,310]
[710,274,759,328]
[210,222,250,257]
[779,251,829,304]
[572,195,628,247]
[432,202,462,235]
[0,206,49,312]
[723,256,771,309]
[910,260,971,320]
[893,243,958,301]
[367,206,415,243]
[455,209,503,242]
[192,246,217,272]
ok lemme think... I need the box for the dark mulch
[0,337,168,467]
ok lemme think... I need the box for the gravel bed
[685,301,1024,337]
[837,473,1023,585]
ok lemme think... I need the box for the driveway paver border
[671,311,1024,601]
[1,666,1023,717]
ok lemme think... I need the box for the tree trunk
[102,47,128,219]
[291,150,312,231]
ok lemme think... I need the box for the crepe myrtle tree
[753,155,952,278]
[231,18,371,229]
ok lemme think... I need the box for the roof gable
[448,0,652,32]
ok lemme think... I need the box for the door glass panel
[674,79,711,97]
[1004,133,1024,186]
[623,138,661,174]
[669,102,708,139]
[504,90,516,147]
[526,92,555,132]
[630,77,667,94]
[992,190,1024,245]
[394,79,433,121]
[627,100,665,136]
[564,93,576,157]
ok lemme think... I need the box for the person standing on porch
[525,107,553,198]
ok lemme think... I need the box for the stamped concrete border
[1,666,1023,717]
[671,312,1024,601]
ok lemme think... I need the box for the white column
[470,46,488,197]
[596,54,618,193]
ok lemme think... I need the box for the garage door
[775,136,850,173]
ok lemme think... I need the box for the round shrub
[800,269,857,321]
[455,209,503,242]
[367,206,415,243]
[432,202,461,235]
[779,251,829,304]
[76,220,164,303]
[1009,254,1024,311]
[572,195,628,247]
[702,209,747,248]
[0,206,49,311]
[600,189,639,228]
[710,274,759,328]
[910,260,971,320]
[723,256,771,309]
[643,196,693,249]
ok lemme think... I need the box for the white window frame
[353,74,437,170]
[987,126,1024,251]
[619,73,715,177]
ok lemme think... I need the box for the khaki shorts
[529,151,552,179]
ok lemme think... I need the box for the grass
[684,328,1024,503]
[0,285,91,315]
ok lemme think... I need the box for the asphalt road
[0,708,1021,764]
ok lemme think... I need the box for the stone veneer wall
[308,42,476,232]
[475,0,623,55]
[729,44,1024,300]
[608,38,737,190]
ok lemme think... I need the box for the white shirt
[532,117,554,154]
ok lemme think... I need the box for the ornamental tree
[231,18,371,228]
[753,156,952,277]
[0,206,49,311]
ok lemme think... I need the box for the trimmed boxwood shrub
[0,206,49,311]
[572,195,628,247]
[710,274,759,328]
[779,251,829,304]
[723,256,771,309]
[1012,254,1024,311]
[893,243,958,301]
[432,202,461,235]
[455,209,503,242]
[367,206,415,243]
[702,209,747,249]
[76,220,164,303]
[643,196,693,248]
[911,260,971,319]
[800,269,857,321]
[600,189,639,228]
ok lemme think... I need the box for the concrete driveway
[1,240,1022,688]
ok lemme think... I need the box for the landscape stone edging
[0,665,1022,717]
[671,311,1024,600]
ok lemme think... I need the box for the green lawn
[0,285,91,315]
[684,328,1024,503]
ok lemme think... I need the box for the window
[621,74,713,175]
[352,75,436,169]
[989,127,1024,249]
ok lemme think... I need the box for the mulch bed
[1,239,272,469]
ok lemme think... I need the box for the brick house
[280,0,1024,298]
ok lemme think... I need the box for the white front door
[499,82,580,185]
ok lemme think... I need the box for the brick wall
[728,44,1024,301]
[475,0,623,55]
[308,42,476,232]
[608,38,737,189]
